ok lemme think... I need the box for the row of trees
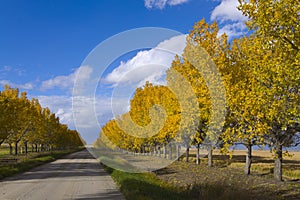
[95,0,299,181]
[0,85,83,155]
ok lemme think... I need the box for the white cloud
[40,65,93,92]
[37,95,75,127]
[104,34,186,87]
[41,74,75,91]
[211,0,248,39]
[0,80,34,90]
[0,66,26,77]
[144,0,189,9]
[37,94,115,144]
[0,66,12,72]
[218,21,247,39]
[211,0,247,23]
[34,35,187,144]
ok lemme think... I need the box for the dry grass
[155,149,300,200]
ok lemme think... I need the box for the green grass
[0,148,83,179]
[102,163,257,200]
[103,164,197,200]
[0,147,9,156]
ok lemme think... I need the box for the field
[107,149,300,200]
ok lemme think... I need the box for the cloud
[37,94,115,144]
[144,0,189,9]
[210,0,248,39]
[218,21,247,38]
[0,66,26,77]
[34,35,187,144]
[37,95,74,127]
[211,0,247,23]
[103,34,186,87]
[40,65,93,92]
[41,74,75,91]
[0,80,34,90]
[37,94,111,128]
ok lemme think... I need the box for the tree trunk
[163,144,167,159]
[185,146,189,162]
[244,144,252,175]
[169,143,172,160]
[35,144,38,152]
[14,141,18,156]
[24,141,28,155]
[208,145,213,167]
[9,143,13,155]
[274,144,283,181]
[196,144,200,165]
[176,143,180,161]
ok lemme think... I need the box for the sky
[0,0,248,144]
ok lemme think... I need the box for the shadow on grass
[119,178,190,200]
[104,164,290,200]
[118,177,287,200]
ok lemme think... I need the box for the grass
[216,150,300,180]
[103,163,259,200]
[0,147,9,156]
[102,150,300,200]
[103,164,197,200]
[0,148,83,179]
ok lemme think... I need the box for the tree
[1,86,35,155]
[0,90,13,146]
[167,19,227,165]
[128,82,181,156]
[238,0,299,51]
[222,36,270,175]
[0,85,83,154]
[238,0,300,181]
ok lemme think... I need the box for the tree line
[94,0,299,181]
[0,85,84,155]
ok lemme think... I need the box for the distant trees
[0,85,83,155]
[97,82,181,157]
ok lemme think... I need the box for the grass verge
[102,164,199,200]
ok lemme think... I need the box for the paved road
[0,149,125,200]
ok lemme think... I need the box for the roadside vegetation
[0,146,84,179]
[104,150,300,200]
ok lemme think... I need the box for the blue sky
[0,0,248,144]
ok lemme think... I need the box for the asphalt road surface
[0,149,125,200]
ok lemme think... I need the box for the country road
[0,149,125,200]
